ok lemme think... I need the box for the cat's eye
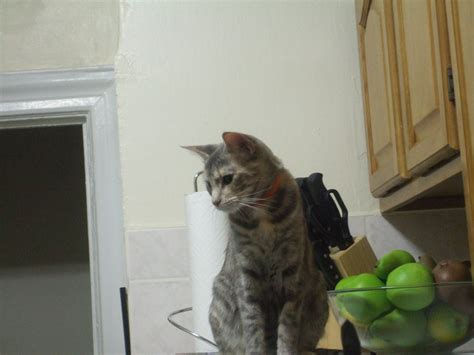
[222,174,233,185]
[205,181,212,194]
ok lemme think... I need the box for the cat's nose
[212,198,221,207]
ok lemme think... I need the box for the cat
[184,132,328,354]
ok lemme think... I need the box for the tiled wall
[127,209,469,354]
[127,228,194,354]
[364,210,469,261]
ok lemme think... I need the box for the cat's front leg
[237,271,266,354]
[277,299,302,355]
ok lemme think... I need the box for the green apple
[354,325,389,350]
[335,275,358,291]
[335,276,366,325]
[369,308,427,347]
[335,276,357,317]
[374,249,416,280]
[361,334,391,351]
[335,273,392,325]
[386,263,435,311]
[428,303,469,344]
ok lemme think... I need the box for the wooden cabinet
[445,0,474,271]
[358,0,408,197]
[358,0,460,197]
[393,0,458,175]
[356,0,473,266]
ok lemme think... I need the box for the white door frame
[0,67,127,354]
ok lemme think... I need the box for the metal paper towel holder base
[168,307,218,348]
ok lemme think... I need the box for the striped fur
[184,132,328,354]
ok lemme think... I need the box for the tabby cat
[184,132,328,354]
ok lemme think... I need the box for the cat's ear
[222,132,256,156]
[181,144,218,160]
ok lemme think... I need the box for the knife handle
[328,189,353,249]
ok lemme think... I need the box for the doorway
[0,125,93,353]
[0,68,127,353]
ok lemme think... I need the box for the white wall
[116,0,378,230]
[0,0,119,71]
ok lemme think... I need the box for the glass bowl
[328,281,474,354]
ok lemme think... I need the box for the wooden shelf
[380,156,464,213]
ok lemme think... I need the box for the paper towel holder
[194,170,204,192]
[168,307,218,348]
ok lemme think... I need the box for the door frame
[0,67,127,354]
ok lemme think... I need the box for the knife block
[330,235,377,277]
[317,235,378,350]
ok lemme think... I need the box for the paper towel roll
[185,191,229,352]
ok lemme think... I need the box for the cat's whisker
[236,197,263,208]
[235,186,271,199]
[233,182,268,198]
[241,198,274,210]
[237,202,272,217]
[243,198,273,206]
[237,201,261,211]
[236,207,247,220]
[224,197,240,204]
[244,203,272,211]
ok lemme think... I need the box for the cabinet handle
[359,0,372,28]
[447,66,456,102]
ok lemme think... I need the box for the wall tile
[129,280,195,355]
[348,215,366,237]
[127,228,189,280]
[365,209,469,261]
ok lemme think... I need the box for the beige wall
[0,0,378,228]
[116,0,378,229]
[0,0,119,71]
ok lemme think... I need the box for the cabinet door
[393,0,458,175]
[358,0,409,197]
[446,0,474,268]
